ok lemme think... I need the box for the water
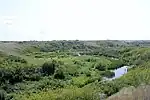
[103,66,129,81]
[113,66,128,79]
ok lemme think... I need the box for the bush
[13,87,100,100]
[134,59,145,66]
[85,58,96,62]
[108,60,124,70]
[102,82,119,96]
[72,76,89,87]
[54,69,65,79]
[34,55,43,58]
[6,55,27,64]
[42,60,58,75]
[100,71,115,78]
[73,60,81,65]
[94,63,106,71]
[85,71,91,77]
[1,67,27,85]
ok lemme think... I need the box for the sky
[0,0,150,41]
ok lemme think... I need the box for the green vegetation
[0,40,150,100]
[100,71,115,78]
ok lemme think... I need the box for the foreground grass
[13,87,100,100]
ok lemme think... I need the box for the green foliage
[41,60,58,75]
[0,90,5,100]
[73,60,83,66]
[114,68,150,87]
[0,67,24,85]
[13,87,100,100]
[1,41,150,100]
[85,58,97,62]
[96,67,150,97]
[22,46,40,54]
[108,60,124,70]
[94,62,107,71]
[121,47,150,65]
[100,71,115,78]
[134,58,145,65]
[101,82,119,96]
[63,64,80,77]
[6,55,27,64]
[0,66,41,86]
[72,76,90,87]
[54,69,65,79]
[0,51,7,57]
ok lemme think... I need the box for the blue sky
[0,0,150,40]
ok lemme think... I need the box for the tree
[108,60,124,70]
[100,71,115,78]
[94,63,106,71]
[42,60,58,75]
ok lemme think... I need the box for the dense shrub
[41,60,58,75]
[34,55,43,58]
[54,69,65,79]
[58,61,64,65]
[85,71,91,77]
[0,68,23,85]
[94,63,106,71]
[73,60,82,65]
[98,67,150,97]
[121,48,150,65]
[102,82,119,96]
[6,55,27,64]
[134,59,145,66]
[100,71,115,78]
[85,58,96,62]
[108,60,124,70]
[0,66,41,85]
[13,87,100,100]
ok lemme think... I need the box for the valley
[0,40,150,100]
